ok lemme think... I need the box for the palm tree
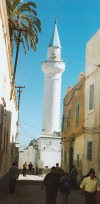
[6,0,41,81]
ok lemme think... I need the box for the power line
[20,120,41,130]
[67,53,98,67]
[19,124,38,139]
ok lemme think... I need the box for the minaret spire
[48,19,61,48]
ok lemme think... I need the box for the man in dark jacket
[59,172,70,204]
[9,162,19,193]
[43,166,59,204]
[70,165,78,189]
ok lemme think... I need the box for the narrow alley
[0,175,85,204]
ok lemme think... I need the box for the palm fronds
[6,0,41,53]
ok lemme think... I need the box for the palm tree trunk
[13,31,21,81]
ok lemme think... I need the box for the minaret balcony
[42,60,65,74]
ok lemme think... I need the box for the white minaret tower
[36,21,65,169]
[42,20,65,135]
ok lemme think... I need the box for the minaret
[42,21,65,135]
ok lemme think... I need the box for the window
[61,115,64,132]
[67,109,71,128]
[89,84,94,111]
[76,104,80,127]
[61,148,63,157]
[64,151,66,162]
[87,141,92,160]
[38,150,40,159]
[77,154,80,167]
[45,166,48,168]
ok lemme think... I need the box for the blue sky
[15,0,100,149]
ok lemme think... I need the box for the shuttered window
[77,154,80,167]
[64,151,66,161]
[62,115,64,132]
[89,84,94,111]
[61,148,63,158]
[67,109,71,128]
[76,104,80,127]
[87,141,92,160]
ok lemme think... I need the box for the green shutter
[76,104,80,127]
[62,115,64,132]
[89,84,94,110]
[77,154,80,167]
[87,141,92,160]
[64,151,66,161]
[67,109,71,128]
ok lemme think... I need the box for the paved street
[0,174,85,204]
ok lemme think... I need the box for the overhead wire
[19,123,37,139]
[67,53,98,67]
[20,120,41,130]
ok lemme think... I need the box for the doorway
[69,139,74,172]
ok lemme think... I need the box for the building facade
[83,30,100,176]
[61,75,85,175]
[61,30,100,177]
[0,0,18,177]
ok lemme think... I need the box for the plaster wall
[86,30,100,75]
[37,136,61,168]
[0,0,18,177]
[18,146,37,169]
[84,30,100,175]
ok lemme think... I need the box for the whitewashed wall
[37,136,61,168]
[18,146,37,169]
[84,30,100,175]
[0,0,18,176]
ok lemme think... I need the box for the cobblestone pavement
[0,174,85,204]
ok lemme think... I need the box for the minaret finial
[48,18,61,48]
[54,17,57,24]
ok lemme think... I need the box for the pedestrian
[70,165,78,189]
[56,163,64,180]
[43,166,59,204]
[83,168,95,179]
[96,173,100,204]
[28,162,33,175]
[22,162,27,176]
[59,172,70,204]
[9,162,19,193]
[36,167,39,175]
[80,168,98,204]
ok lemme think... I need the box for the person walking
[9,162,19,193]
[43,166,59,204]
[22,162,27,176]
[59,172,70,204]
[56,163,64,180]
[96,173,100,204]
[70,165,78,189]
[28,162,33,175]
[80,169,98,204]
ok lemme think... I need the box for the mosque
[19,21,65,169]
